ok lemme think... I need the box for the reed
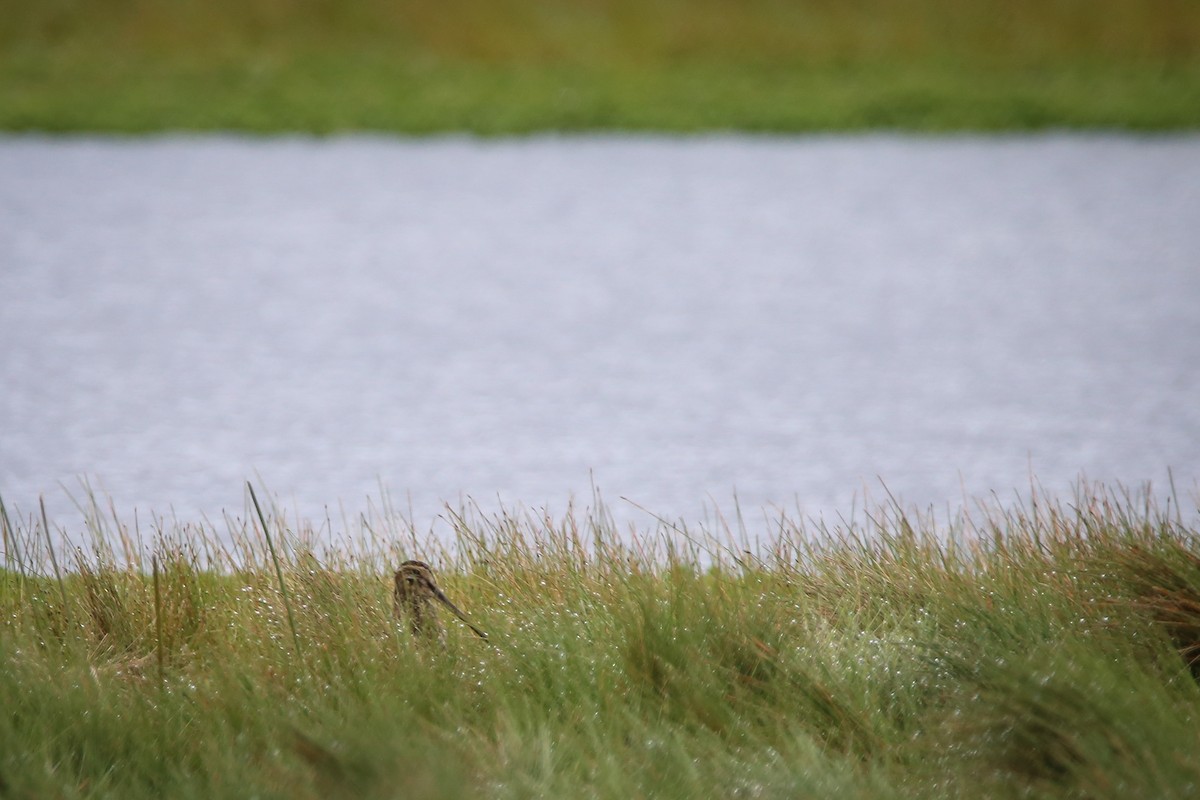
[0,481,1198,798]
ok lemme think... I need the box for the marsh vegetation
[2,482,1199,797]
[2,0,1198,131]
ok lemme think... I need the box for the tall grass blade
[0,492,25,595]
[40,495,70,620]
[153,554,165,689]
[248,481,305,665]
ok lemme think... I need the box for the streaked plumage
[393,559,488,642]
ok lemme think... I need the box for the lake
[2,134,1198,536]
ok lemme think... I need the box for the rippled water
[2,134,1198,533]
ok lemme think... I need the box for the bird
[393,559,488,642]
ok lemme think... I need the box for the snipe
[393,559,488,642]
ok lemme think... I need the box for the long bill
[430,585,489,640]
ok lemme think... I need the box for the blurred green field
[3,483,1200,797]
[2,0,1198,132]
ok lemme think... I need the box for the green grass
[2,482,1200,798]
[2,0,1199,132]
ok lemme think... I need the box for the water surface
[2,134,1198,533]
